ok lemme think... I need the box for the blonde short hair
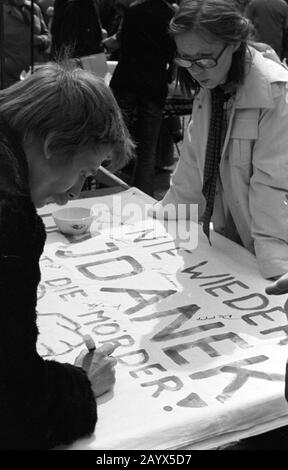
[0,61,134,170]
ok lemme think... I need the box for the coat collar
[198,47,288,110]
[235,47,288,109]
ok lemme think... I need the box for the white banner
[37,188,288,450]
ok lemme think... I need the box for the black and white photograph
[1,0,288,454]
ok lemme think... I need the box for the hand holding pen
[75,334,117,398]
[83,334,96,352]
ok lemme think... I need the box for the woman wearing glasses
[154,0,288,280]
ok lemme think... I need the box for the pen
[83,334,96,352]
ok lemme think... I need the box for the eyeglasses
[174,45,227,71]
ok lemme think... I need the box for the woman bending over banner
[0,61,133,449]
[152,0,288,280]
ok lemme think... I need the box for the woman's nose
[68,177,85,200]
[190,64,206,76]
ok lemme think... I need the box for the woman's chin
[198,79,215,88]
[34,199,51,208]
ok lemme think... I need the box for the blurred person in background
[109,0,176,197]
[235,0,251,14]
[45,4,54,33]
[3,0,50,87]
[50,0,105,59]
[245,0,288,61]
[35,0,54,23]
[98,0,119,37]
[101,0,134,60]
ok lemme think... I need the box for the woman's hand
[74,343,117,398]
[265,273,288,295]
[102,35,120,53]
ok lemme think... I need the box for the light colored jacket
[161,48,288,278]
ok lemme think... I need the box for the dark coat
[0,118,96,449]
[246,0,288,60]
[51,0,103,58]
[3,1,50,87]
[110,0,176,106]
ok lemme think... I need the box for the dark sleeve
[50,0,67,57]
[282,11,288,60]
[35,4,51,51]
[53,2,103,57]
[50,0,80,56]
[285,359,288,403]
[0,193,97,449]
[50,2,81,54]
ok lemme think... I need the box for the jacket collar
[235,47,288,109]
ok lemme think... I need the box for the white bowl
[52,207,93,235]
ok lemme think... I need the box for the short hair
[169,0,253,96]
[0,61,134,171]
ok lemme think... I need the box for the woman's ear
[43,139,52,160]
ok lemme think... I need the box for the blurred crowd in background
[1,0,288,198]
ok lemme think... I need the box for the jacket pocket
[229,118,258,166]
